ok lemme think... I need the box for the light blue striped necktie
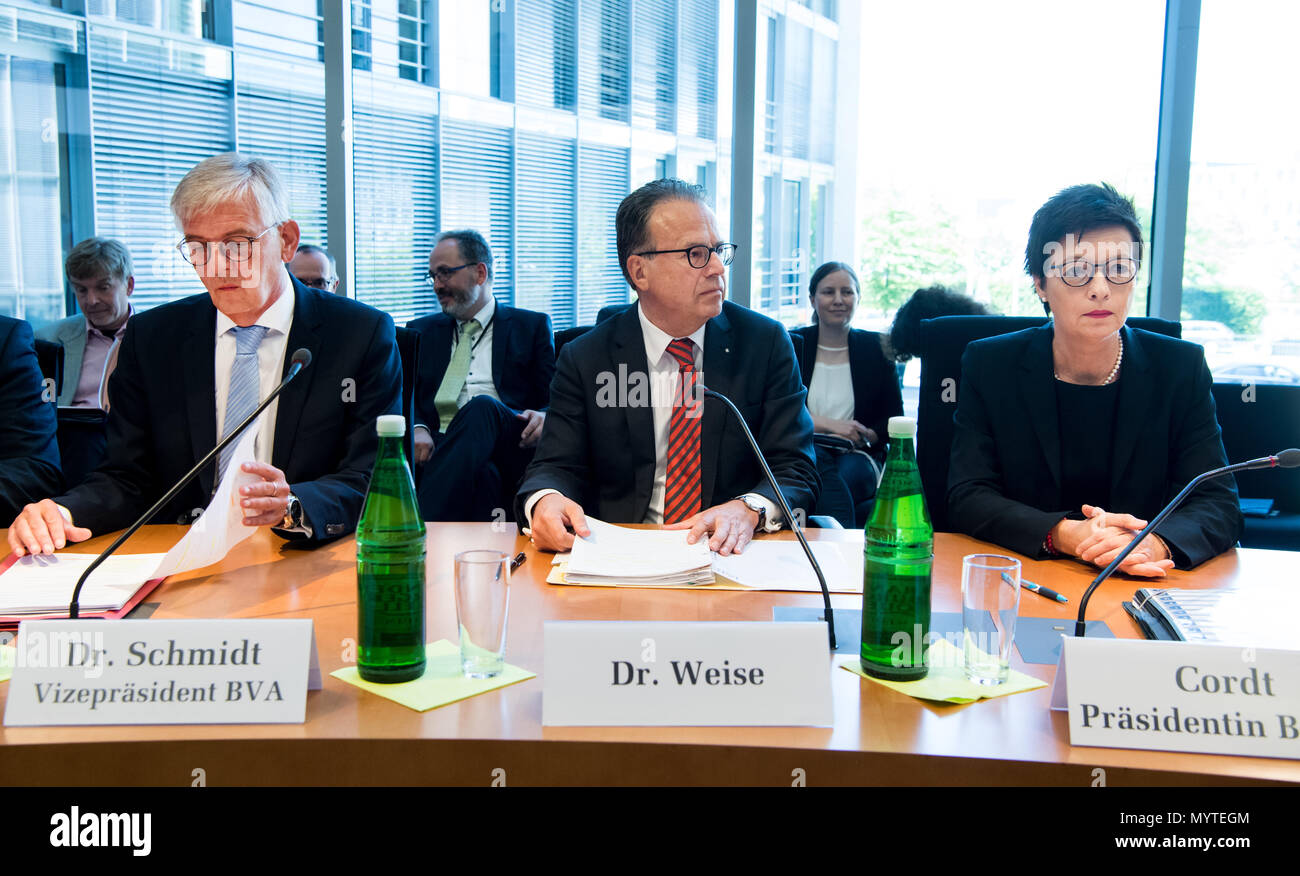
[219,324,269,482]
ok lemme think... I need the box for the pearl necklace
[817,344,848,352]
[1055,335,1123,385]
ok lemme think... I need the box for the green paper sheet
[0,644,12,683]
[839,639,1047,703]
[331,639,535,711]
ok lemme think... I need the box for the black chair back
[34,337,64,401]
[1211,382,1300,550]
[915,315,1181,532]
[394,326,420,464]
[554,325,591,358]
[56,407,108,490]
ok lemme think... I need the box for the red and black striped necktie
[663,337,702,524]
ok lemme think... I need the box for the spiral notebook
[1127,582,1299,650]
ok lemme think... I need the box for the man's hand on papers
[6,499,93,558]
[238,462,292,527]
[664,499,760,557]
[532,492,591,551]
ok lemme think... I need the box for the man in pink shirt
[36,237,134,409]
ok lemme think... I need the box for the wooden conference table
[0,524,1295,786]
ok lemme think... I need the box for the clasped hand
[1058,504,1174,578]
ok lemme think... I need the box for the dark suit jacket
[0,316,62,519]
[407,301,555,430]
[56,278,402,541]
[516,300,819,523]
[947,323,1242,568]
[790,324,903,460]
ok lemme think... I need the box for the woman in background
[791,261,902,527]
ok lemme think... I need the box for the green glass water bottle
[356,414,426,683]
[860,416,932,680]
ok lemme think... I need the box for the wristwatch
[280,493,302,530]
[736,494,767,532]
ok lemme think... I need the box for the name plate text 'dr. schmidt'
[542,621,832,726]
[4,619,321,726]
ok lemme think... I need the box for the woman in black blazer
[948,183,1242,575]
[791,261,903,527]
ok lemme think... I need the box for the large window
[1183,0,1300,381]
[854,0,1165,323]
[0,55,65,322]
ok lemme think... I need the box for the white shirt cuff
[522,489,561,529]
[741,493,782,532]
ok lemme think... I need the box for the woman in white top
[791,262,903,527]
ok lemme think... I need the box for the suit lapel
[701,307,734,507]
[272,282,323,472]
[1018,324,1063,493]
[59,319,88,405]
[613,305,654,521]
[1109,325,1151,500]
[183,299,219,496]
[490,302,510,395]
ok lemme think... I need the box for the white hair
[170,152,290,229]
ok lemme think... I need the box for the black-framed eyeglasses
[177,223,280,266]
[296,276,336,291]
[1049,258,1139,287]
[634,243,738,269]
[424,263,474,286]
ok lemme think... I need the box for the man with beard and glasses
[406,229,555,521]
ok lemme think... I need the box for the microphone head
[290,348,312,369]
[1276,448,1300,468]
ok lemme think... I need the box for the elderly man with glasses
[405,229,555,522]
[7,152,402,557]
[517,178,819,556]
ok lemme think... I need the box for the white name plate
[1051,636,1300,759]
[4,619,321,726]
[542,621,832,727]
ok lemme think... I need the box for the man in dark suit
[517,179,818,555]
[7,152,401,557]
[407,229,554,521]
[0,316,62,521]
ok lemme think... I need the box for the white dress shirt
[525,302,778,530]
[806,361,855,421]
[214,283,295,464]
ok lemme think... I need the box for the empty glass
[961,554,1021,686]
[454,550,511,678]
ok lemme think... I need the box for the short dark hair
[808,261,859,297]
[295,244,336,277]
[1024,183,1144,314]
[888,285,992,362]
[65,237,133,284]
[616,178,708,288]
[434,229,493,281]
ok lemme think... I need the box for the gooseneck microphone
[701,386,836,650]
[1074,448,1300,637]
[67,348,313,618]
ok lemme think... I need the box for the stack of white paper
[0,425,264,616]
[566,517,715,586]
[0,553,167,615]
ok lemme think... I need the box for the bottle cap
[376,414,406,437]
[887,416,916,438]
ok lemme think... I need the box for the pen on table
[509,552,527,573]
[1004,570,1068,603]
